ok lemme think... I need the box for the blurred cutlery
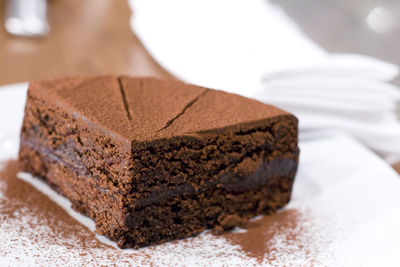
[4,0,49,37]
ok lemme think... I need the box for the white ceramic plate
[1,83,400,266]
[0,82,27,161]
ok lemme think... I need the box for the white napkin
[128,0,400,163]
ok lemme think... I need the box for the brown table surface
[0,0,171,85]
[0,0,399,172]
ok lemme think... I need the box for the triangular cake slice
[19,75,299,248]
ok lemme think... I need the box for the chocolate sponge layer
[19,76,299,248]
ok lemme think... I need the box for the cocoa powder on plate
[0,159,322,265]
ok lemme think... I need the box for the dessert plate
[1,83,400,266]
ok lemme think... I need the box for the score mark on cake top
[157,89,209,132]
[117,77,133,122]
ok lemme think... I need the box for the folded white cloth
[258,55,400,162]
[128,0,400,163]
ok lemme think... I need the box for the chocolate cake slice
[19,75,299,248]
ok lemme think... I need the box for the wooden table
[1,0,398,86]
[0,0,171,85]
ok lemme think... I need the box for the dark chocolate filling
[20,138,297,209]
[136,157,297,208]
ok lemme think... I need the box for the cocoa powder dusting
[0,160,104,248]
[223,209,325,265]
[0,160,325,265]
[0,160,153,265]
[224,210,300,263]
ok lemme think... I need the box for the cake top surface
[29,75,291,141]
